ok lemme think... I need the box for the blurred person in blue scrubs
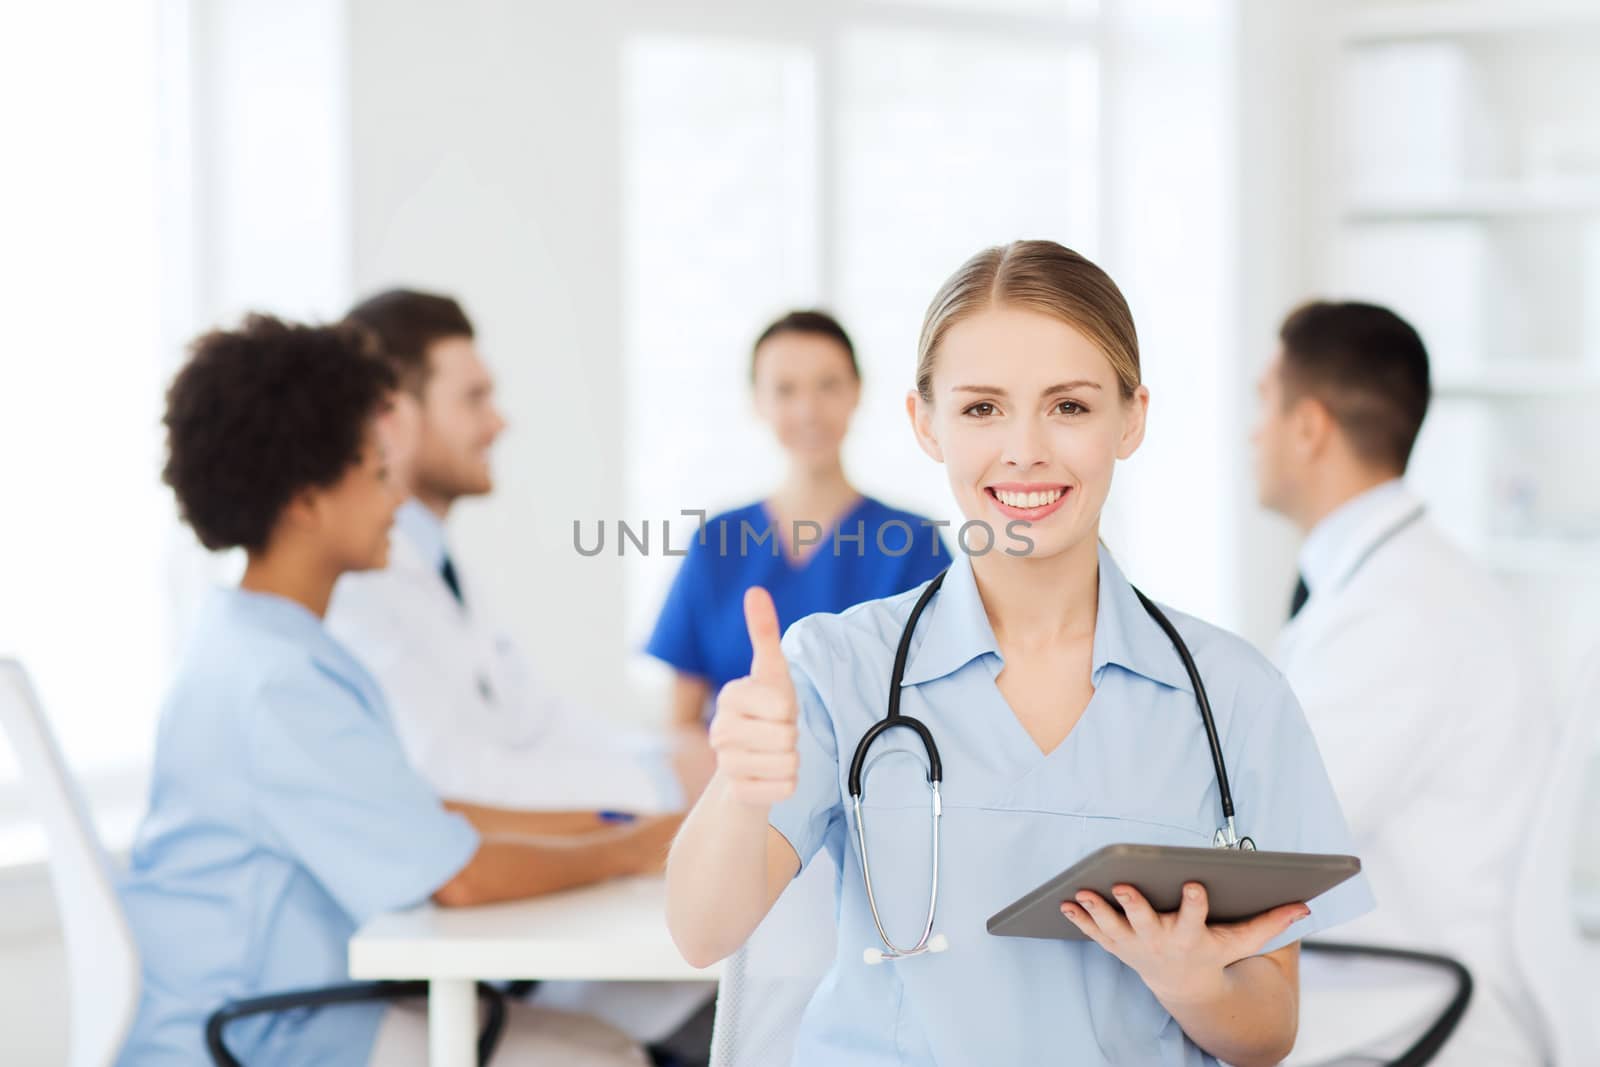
[646,311,951,729]
[117,316,673,1066]
[1253,302,1549,1065]
[666,242,1374,1066]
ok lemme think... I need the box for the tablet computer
[986,843,1361,942]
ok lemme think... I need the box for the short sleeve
[644,536,711,680]
[767,622,845,873]
[1227,666,1377,954]
[247,666,480,924]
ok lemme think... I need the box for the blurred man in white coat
[329,289,696,812]
[328,290,713,1062]
[1252,300,1552,1065]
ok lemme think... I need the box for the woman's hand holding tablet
[988,843,1361,1003]
[1061,881,1309,1004]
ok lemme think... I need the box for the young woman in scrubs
[645,311,951,726]
[118,317,672,1066]
[665,242,1374,1066]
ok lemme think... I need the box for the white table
[349,876,722,1067]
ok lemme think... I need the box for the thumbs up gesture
[708,587,800,808]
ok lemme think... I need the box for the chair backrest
[709,850,838,1067]
[0,659,141,1067]
[1510,645,1600,1067]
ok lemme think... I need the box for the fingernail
[1113,892,1129,903]
[1077,894,1093,908]
[1185,887,1199,901]
[1298,907,1311,920]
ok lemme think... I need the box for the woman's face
[752,332,861,469]
[908,304,1147,561]
[311,420,405,574]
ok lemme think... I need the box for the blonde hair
[915,240,1140,402]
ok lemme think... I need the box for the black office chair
[204,980,508,1067]
[1300,941,1473,1067]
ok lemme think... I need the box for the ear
[906,390,944,463]
[1116,385,1150,460]
[1289,395,1334,460]
[281,486,325,534]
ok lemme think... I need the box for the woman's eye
[1056,399,1086,416]
[963,401,997,418]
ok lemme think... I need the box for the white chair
[708,851,838,1067]
[0,658,141,1067]
[1510,645,1600,1067]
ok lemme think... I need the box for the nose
[1002,413,1049,470]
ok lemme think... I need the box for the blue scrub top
[645,496,951,700]
[768,545,1375,1066]
[116,588,480,1066]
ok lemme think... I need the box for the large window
[0,0,350,863]
[622,7,1101,657]
[0,1,172,855]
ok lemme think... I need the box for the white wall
[0,873,70,1065]
[349,0,636,718]
[1229,0,1325,646]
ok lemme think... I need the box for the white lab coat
[1275,483,1552,1066]
[328,525,677,814]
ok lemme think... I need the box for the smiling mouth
[984,485,1072,521]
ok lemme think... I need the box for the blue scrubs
[646,497,950,700]
[768,545,1375,1066]
[116,588,480,1066]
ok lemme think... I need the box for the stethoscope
[850,569,1254,966]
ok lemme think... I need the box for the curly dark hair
[162,314,397,552]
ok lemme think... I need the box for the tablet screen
[986,843,1361,941]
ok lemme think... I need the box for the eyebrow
[949,380,1104,397]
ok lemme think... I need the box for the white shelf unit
[1339,1,1600,43]
[1320,2,1600,670]
[1433,365,1600,399]
[1343,181,1600,221]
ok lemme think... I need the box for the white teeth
[995,488,1063,509]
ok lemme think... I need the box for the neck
[240,547,339,618]
[970,532,1100,650]
[412,486,454,521]
[1294,465,1399,534]
[771,457,857,517]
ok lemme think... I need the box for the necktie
[440,556,465,607]
[1288,574,1309,621]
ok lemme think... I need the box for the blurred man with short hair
[1252,300,1549,1065]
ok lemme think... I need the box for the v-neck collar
[760,494,871,573]
[898,543,1193,695]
